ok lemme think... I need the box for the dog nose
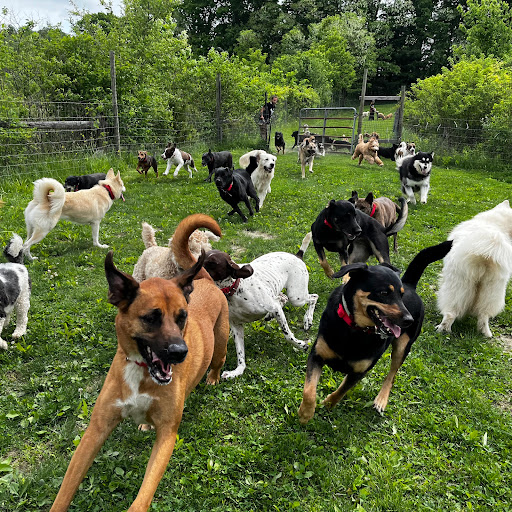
[401,311,414,328]
[166,341,188,364]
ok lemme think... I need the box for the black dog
[310,199,408,278]
[64,173,107,192]
[214,156,260,222]
[202,149,233,182]
[275,132,285,154]
[298,240,453,424]
[378,144,399,161]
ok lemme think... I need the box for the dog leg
[375,156,384,167]
[207,306,229,384]
[50,396,122,511]
[11,294,30,339]
[0,318,7,349]
[221,323,246,379]
[90,221,108,249]
[322,372,366,409]
[23,227,50,261]
[301,163,306,179]
[302,294,319,331]
[373,333,411,413]
[477,316,492,338]
[392,233,398,253]
[308,158,314,174]
[128,422,183,512]
[267,301,309,351]
[162,160,172,176]
[298,352,323,424]
[435,312,456,333]
[173,162,184,178]
[185,164,193,179]
[230,205,248,223]
[419,183,430,204]
[402,185,416,204]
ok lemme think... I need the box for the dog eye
[141,309,162,325]
[175,309,188,329]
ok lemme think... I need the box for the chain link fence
[0,99,509,179]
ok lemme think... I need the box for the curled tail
[141,222,158,249]
[296,232,312,260]
[385,197,408,237]
[32,178,66,216]
[3,234,24,264]
[172,214,222,271]
[401,240,452,288]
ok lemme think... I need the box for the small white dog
[23,168,125,260]
[436,200,512,337]
[239,150,277,207]
[1,234,30,349]
[394,141,416,168]
[132,221,220,282]
[161,143,198,178]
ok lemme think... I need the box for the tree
[455,0,512,59]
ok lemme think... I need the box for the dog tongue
[120,193,125,202]
[152,353,171,378]
[382,318,401,338]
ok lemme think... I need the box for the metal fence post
[357,68,368,137]
[110,51,121,154]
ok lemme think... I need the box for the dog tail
[401,240,452,289]
[3,233,24,264]
[296,232,312,260]
[172,213,222,270]
[242,155,259,175]
[32,178,66,216]
[141,222,157,249]
[385,197,408,237]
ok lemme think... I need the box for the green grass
[1,148,511,511]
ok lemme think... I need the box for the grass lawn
[0,142,511,511]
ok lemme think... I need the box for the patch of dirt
[241,230,275,240]
[228,244,246,259]
[497,335,512,354]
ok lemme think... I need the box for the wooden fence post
[110,51,121,154]
[397,85,406,141]
[216,74,222,143]
[357,68,368,136]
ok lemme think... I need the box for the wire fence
[0,99,509,179]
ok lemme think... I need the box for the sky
[1,0,123,33]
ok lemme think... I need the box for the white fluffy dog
[436,200,512,338]
[239,150,277,207]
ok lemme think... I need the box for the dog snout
[399,309,414,328]
[166,338,188,364]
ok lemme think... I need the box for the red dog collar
[370,203,377,217]
[126,357,148,368]
[103,184,115,200]
[224,182,233,193]
[324,219,333,229]
[221,278,240,297]
[337,301,354,327]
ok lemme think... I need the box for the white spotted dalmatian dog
[201,233,318,379]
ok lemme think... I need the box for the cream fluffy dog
[132,222,220,282]
[436,200,512,338]
[239,150,277,207]
[23,168,125,260]
[351,133,383,167]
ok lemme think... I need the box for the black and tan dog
[298,240,452,424]
[50,217,229,512]
[349,191,408,253]
[275,131,285,154]
[310,199,408,278]
[136,150,159,177]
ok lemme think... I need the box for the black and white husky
[398,152,434,204]
[0,234,31,349]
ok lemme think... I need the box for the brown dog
[137,150,159,177]
[351,133,384,167]
[50,225,229,511]
[349,191,408,253]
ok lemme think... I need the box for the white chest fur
[115,362,155,425]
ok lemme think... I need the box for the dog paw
[138,423,155,431]
[96,243,109,249]
[298,403,315,425]
[11,329,26,339]
[435,323,450,333]
[221,369,243,380]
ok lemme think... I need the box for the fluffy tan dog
[132,219,220,282]
[351,133,384,167]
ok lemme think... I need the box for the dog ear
[232,264,254,279]
[327,199,336,209]
[379,262,401,275]
[349,191,358,203]
[332,263,368,279]
[105,251,140,309]
[174,250,206,302]
[364,192,374,203]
